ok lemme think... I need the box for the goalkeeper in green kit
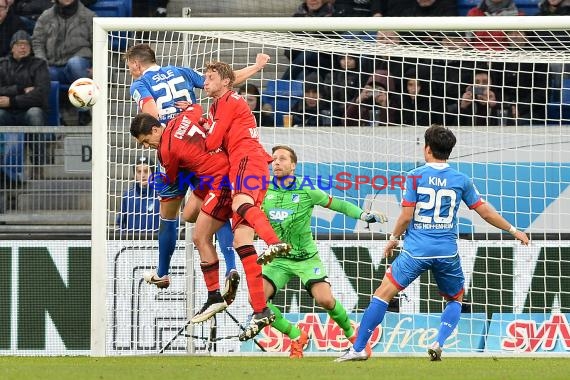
[261,145,388,358]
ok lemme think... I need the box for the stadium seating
[90,1,132,17]
[261,79,304,127]
[457,0,541,16]
[90,1,133,50]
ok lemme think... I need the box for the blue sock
[157,218,178,277]
[216,220,236,275]
[437,301,462,347]
[353,296,389,352]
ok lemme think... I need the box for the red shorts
[229,155,270,228]
[196,187,232,222]
[193,188,208,200]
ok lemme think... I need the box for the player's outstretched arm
[307,188,387,223]
[474,203,530,245]
[384,206,414,258]
[234,53,271,85]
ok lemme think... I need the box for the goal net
[91,16,570,357]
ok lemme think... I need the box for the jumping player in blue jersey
[336,124,529,362]
[124,44,271,305]
[124,44,270,123]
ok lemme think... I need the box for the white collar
[142,65,161,75]
[426,162,449,169]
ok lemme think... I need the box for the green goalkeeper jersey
[262,177,364,260]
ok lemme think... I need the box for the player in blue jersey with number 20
[123,44,270,305]
[336,124,529,362]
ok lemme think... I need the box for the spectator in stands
[32,0,95,125]
[345,70,398,126]
[467,0,525,50]
[459,67,501,126]
[535,0,570,103]
[117,155,160,232]
[0,0,26,57]
[154,0,168,16]
[378,0,457,17]
[538,0,570,15]
[291,83,333,127]
[12,0,51,34]
[334,0,382,16]
[14,1,97,34]
[378,1,457,47]
[238,83,274,127]
[281,0,335,81]
[322,53,372,125]
[400,68,440,126]
[491,61,548,126]
[431,35,475,126]
[0,30,50,181]
[374,30,415,96]
[132,0,167,17]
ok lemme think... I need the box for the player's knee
[192,233,211,249]
[315,295,336,310]
[181,211,197,223]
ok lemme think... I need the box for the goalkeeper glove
[360,210,388,224]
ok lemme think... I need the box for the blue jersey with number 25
[130,65,205,124]
[401,162,483,259]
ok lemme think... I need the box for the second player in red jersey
[205,90,272,161]
[203,61,291,341]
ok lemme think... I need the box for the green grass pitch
[1,356,569,380]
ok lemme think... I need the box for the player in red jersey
[130,104,234,324]
[202,61,291,341]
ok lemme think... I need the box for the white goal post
[91,16,570,357]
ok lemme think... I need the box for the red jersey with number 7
[205,90,272,163]
[157,105,229,189]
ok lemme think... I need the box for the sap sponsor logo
[268,209,293,222]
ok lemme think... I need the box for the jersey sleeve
[463,176,484,209]
[306,189,363,219]
[130,81,153,111]
[181,67,205,89]
[401,172,418,207]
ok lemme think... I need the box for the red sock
[236,204,280,245]
[200,260,220,292]
[236,245,266,313]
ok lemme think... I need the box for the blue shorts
[155,176,189,201]
[387,251,464,299]
[153,171,199,201]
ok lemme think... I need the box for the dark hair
[424,124,456,160]
[272,145,298,164]
[124,44,157,64]
[133,156,154,172]
[205,61,235,87]
[238,83,261,111]
[130,113,161,138]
